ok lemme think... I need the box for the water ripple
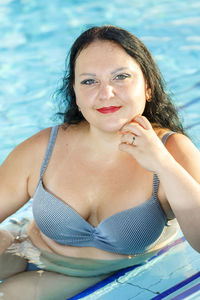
[0,0,200,162]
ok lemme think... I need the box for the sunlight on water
[0,0,200,163]
[0,1,199,299]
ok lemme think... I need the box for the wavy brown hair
[55,25,185,133]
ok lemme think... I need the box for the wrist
[154,151,178,177]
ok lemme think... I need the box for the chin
[98,119,128,133]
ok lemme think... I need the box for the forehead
[75,40,140,70]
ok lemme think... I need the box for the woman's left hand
[119,115,172,172]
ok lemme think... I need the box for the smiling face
[73,40,150,133]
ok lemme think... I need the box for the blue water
[0,0,200,164]
[0,1,200,298]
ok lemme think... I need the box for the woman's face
[73,40,149,133]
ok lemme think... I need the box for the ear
[145,85,152,102]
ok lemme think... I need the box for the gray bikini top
[32,126,174,255]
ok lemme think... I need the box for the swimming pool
[0,0,200,299]
[0,0,200,164]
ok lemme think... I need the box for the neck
[84,124,123,162]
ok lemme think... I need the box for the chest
[32,174,166,255]
[41,155,154,227]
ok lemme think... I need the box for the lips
[97,106,121,114]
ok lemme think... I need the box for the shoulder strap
[152,173,159,196]
[161,131,175,145]
[40,125,59,179]
[153,131,175,196]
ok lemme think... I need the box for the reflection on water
[0,1,200,299]
[0,0,200,162]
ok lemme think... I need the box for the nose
[99,82,115,100]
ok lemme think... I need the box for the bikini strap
[153,131,175,196]
[153,173,160,196]
[40,125,59,179]
[161,131,175,145]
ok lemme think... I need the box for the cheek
[76,89,97,109]
[127,81,146,101]
[121,86,145,104]
[74,86,85,106]
[75,94,93,111]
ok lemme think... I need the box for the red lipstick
[97,106,121,114]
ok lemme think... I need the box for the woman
[0,25,200,299]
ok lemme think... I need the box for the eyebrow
[79,67,129,77]
[111,67,128,74]
[79,73,96,77]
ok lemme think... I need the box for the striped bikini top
[32,125,173,255]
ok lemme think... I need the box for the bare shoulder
[23,126,52,146]
[9,127,52,162]
[156,130,200,218]
[163,132,200,183]
[0,127,54,219]
[23,126,52,150]
[0,127,53,178]
[16,121,85,165]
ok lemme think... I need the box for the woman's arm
[119,115,200,252]
[0,141,31,223]
[0,140,32,253]
[0,128,51,224]
[155,133,200,252]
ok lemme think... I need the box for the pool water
[0,0,200,163]
[0,0,200,299]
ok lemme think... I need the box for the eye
[115,73,131,80]
[80,79,97,85]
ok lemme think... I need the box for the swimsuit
[32,126,174,255]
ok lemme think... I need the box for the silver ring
[132,136,136,145]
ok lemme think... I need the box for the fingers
[120,116,153,152]
[120,115,152,135]
[119,142,136,155]
[120,116,150,147]
[120,132,136,146]
[134,115,152,130]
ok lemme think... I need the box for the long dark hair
[55,25,185,133]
